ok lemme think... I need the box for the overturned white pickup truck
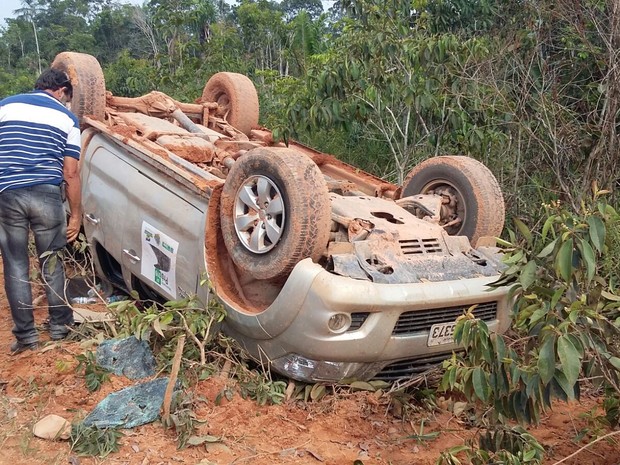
[53,51,511,383]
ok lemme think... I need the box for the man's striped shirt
[0,91,80,192]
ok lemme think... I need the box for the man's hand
[63,156,82,242]
[67,214,81,242]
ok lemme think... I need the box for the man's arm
[63,156,81,242]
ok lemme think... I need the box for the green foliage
[0,69,35,99]
[294,382,328,402]
[103,51,157,97]
[438,425,544,465]
[2,0,615,211]
[70,423,123,458]
[237,369,288,405]
[110,288,292,408]
[575,385,620,442]
[425,0,500,35]
[91,3,150,63]
[75,350,110,392]
[405,419,440,443]
[288,0,509,183]
[161,390,208,449]
[111,292,226,368]
[442,191,620,461]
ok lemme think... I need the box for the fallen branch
[162,335,185,423]
[552,430,620,465]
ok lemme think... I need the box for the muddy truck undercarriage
[53,51,511,383]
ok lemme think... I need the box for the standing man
[0,68,82,354]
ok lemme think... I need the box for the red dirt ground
[0,257,617,465]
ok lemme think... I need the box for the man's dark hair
[34,68,73,99]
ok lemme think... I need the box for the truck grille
[399,238,443,255]
[373,353,451,382]
[392,301,497,335]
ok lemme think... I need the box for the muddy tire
[401,156,505,246]
[51,52,106,125]
[202,72,259,136]
[220,147,331,281]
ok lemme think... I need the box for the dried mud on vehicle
[55,50,512,383]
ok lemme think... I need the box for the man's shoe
[50,332,69,341]
[10,341,39,355]
[49,322,73,340]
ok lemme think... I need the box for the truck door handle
[123,249,141,263]
[85,213,100,225]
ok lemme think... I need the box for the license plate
[427,322,456,347]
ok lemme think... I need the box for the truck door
[118,153,208,302]
[81,135,130,284]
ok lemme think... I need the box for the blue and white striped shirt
[0,91,81,192]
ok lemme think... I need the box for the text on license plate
[427,322,456,347]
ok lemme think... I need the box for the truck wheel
[202,72,259,136]
[220,147,331,281]
[51,52,106,125]
[401,156,505,246]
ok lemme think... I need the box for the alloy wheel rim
[233,175,285,254]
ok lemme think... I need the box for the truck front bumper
[222,258,512,382]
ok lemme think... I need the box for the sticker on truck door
[141,221,179,298]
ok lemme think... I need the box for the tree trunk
[30,19,41,74]
[583,0,620,193]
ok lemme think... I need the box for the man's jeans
[0,184,74,344]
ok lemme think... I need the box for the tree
[280,0,323,21]
[92,3,151,62]
[14,0,44,74]
[235,0,286,73]
[287,0,620,211]
[145,0,217,72]
[283,10,325,75]
[288,0,505,184]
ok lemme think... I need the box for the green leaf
[406,431,440,441]
[554,370,575,400]
[537,336,556,384]
[495,237,514,247]
[587,216,605,253]
[550,287,565,309]
[529,306,549,325]
[153,318,164,337]
[504,250,524,264]
[369,380,390,389]
[555,238,574,282]
[601,290,620,302]
[537,237,559,258]
[519,260,537,290]
[513,218,532,245]
[160,312,174,326]
[541,215,556,241]
[310,384,326,401]
[608,357,620,371]
[349,381,376,391]
[472,367,489,402]
[446,444,470,455]
[557,335,581,387]
[577,238,596,282]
